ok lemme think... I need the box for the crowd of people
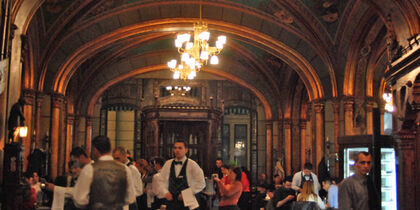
[20,135,380,210]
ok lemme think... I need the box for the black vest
[300,172,314,188]
[90,160,127,210]
[169,159,189,199]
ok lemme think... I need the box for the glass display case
[380,148,397,210]
[339,135,398,210]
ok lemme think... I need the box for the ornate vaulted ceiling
[21,0,420,120]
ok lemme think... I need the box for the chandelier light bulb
[186,42,193,50]
[210,56,219,64]
[173,71,180,79]
[168,59,177,69]
[198,31,210,40]
[216,41,224,49]
[182,53,190,62]
[200,51,209,60]
[218,35,226,44]
[175,39,183,48]
[166,86,172,90]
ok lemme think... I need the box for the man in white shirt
[73,136,136,210]
[291,162,321,194]
[151,156,165,209]
[113,146,144,210]
[159,140,205,210]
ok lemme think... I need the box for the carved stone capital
[67,114,75,125]
[299,120,307,129]
[313,102,324,113]
[22,88,36,106]
[343,97,354,112]
[85,116,93,126]
[265,120,273,129]
[52,94,65,108]
[284,119,291,129]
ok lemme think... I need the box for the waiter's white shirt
[291,171,320,194]
[125,159,144,197]
[158,156,205,195]
[73,155,136,208]
[152,170,165,199]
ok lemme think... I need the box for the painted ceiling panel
[138,6,161,21]
[97,16,122,35]
[202,4,224,20]
[240,13,264,32]
[160,4,182,18]
[118,9,142,26]
[260,20,283,40]
[77,24,103,43]
[221,7,242,25]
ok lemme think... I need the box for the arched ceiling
[20,0,420,119]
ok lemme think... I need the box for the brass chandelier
[167,1,226,80]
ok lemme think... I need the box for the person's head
[173,140,188,159]
[112,146,128,164]
[322,178,332,191]
[136,158,151,174]
[303,162,313,176]
[70,146,89,166]
[23,172,34,185]
[18,98,27,106]
[283,176,293,189]
[92,135,111,159]
[229,167,242,182]
[68,159,82,177]
[354,151,372,176]
[216,158,223,168]
[32,172,39,183]
[274,174,282,185]
[152,157,165,171]
[221,164,230,175]
[301,181,316,199]
[259,172,267,180]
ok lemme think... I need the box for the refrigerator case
[342,147,397,210]
[380,148,397,210]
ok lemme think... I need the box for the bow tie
[174,161,183,165]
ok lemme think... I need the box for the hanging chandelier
[167,1,226,80]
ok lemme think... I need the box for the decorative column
[34,92,44,148]
[277,120,284,161]
[332,99,340,177]
[266,121,273,182]
[50,94,64,179]
[396,131,416,209]
[85,116,92,157]
[284,119,292,175]
[22,89,35,172]
[343,97,354,135]
[380,106,385,135]
[366,98,374,135]
[314,102,324,173]
[65,114,74,173]
[299,120,306,169]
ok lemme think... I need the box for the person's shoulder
[187,158,200,166]
[339,176,353,188]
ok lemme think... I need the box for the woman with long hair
[297,181,325,209]
[214,167,243,210]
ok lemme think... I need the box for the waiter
[158,140,205,210]
[73,136,136,210]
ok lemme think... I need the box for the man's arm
[291,172,301,191]
[124,166,136,204]
[73,164,93,208]
[189,161,205,194]
[338,181,353,210]
[158,160,172,199]
[129,165,143,196]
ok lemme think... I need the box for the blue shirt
[328,184,338,208]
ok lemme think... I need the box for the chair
[290,201,321,210]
